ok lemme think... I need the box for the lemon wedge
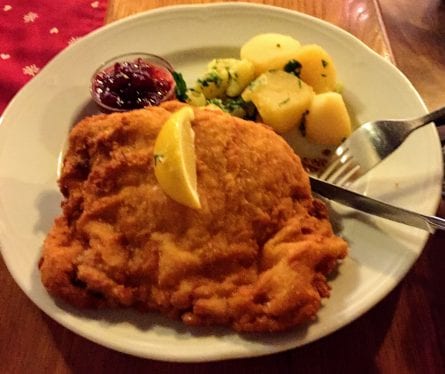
[153,106,201,209]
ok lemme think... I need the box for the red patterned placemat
[0,0,108,114]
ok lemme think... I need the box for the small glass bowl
[90,52,176,113]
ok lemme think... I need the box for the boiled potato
[195,61,229,99]
[240,33,301,76]
[223,59,255,97]
[185,89,207,106]
[241,73,267,103]
[294,44,337,93]
[305,92,351,145]
[194,58,255,99]
[242,70,314,133]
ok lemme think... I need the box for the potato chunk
[185,89,207,107]
[194,58,255,99]
[305,92,351,145]
[294,44,337,93]
[240,33,301,76]
[224,59,256,97]
[195,61,230,99]
[242,70,314,133]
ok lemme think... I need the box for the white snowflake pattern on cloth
[23,12,38,23]
[90,1,99,9]
[1,53,11,60]
[50,27,59,34]
[3,5,12,12]
[23,64,40,76]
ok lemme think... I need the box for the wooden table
[1,1,445,373]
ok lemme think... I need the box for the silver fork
[318,106,445,186]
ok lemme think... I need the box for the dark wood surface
[1,1,444,373]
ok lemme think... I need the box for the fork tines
[317,146,361,186]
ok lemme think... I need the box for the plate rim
[0,2,442,362]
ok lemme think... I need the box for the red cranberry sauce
[92,58,175,111]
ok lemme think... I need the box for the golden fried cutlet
[40,100,348,332]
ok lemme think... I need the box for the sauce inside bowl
[91,53,176,112]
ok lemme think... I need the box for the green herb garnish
[225,97,245,111]
[207,98,225,108]
[284,59,302,77]
[321,59,328,68]
[206,97,254,119]
[279,97,290,106]
[198,71,222,87]
[172,71,188,102]
[153,154,164,166]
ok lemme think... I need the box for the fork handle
[411,106,445,131]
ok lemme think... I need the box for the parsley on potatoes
[242,70,314,134]
[239,33,351,144]
[183,33,352,147]
[193,58,255,99]
[294,44,337,93]
[240,33,302,76]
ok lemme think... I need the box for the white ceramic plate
[0,3,442,362]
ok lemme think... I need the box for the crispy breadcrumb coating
[40,101,347,332]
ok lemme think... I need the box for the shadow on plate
[33,189,62,234]
[49,293,312,343]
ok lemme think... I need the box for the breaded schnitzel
[40,101,347,332]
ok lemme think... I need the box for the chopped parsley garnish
[207,97,243,112]
[198,71,222,87]
[206,97,254,119]
[153,154,164,166]
[172,71,188,102]
[284,59,302,77]
[279,97,290,106]
[321,59,328,68]
[224,97,245,111]
[276,43,281,48]
[207,98,225,108]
